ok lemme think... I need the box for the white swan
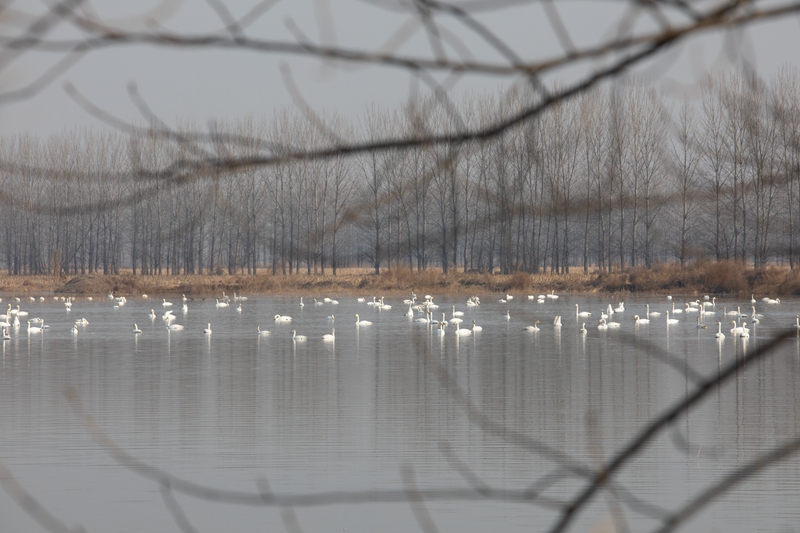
[727,306,740,316]
[257,326,271,336]
[580,323,587,334]
[133,324,142,334]
[274,314,292,323]
[696,316,708,329]
[523,320,540,332]
[27,320,42,334]
[730,320,744,335]
[292,330,307,342]
[472,320,482,332]
[739,323,750,337]
[634,315,650,325]
[454,321,472,336]
[181,303,188,313]
[672,302,682,314]
[451,305,464,317]
[299,297,305,307]
[505,310,511,320]
[148,309,156,319]
[237,303,243,313]
[168,323,184,331]
[71,325,79,335]
[2,327,9,340]
[647,304,660,317]
[553,316,562,327]
[575,304,592,318]
[215,298,229,308]
[355,314,373,326]
[666,311,679,325]
[614,302,625,313]
[204,323,212,334]
[323,328,335,342]
[597,318,608,330]
[715,322,725,339]
[162,299,173,307]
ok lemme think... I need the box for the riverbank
[0,262,798,298]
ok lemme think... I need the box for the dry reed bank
[0,262,798,298]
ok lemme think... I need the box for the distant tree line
[2,70,800,277]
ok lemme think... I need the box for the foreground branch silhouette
[1,3,800,531]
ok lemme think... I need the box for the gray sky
[2,0,800,136]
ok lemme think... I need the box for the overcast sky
[2,0,800,136]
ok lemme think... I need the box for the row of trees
[2,70,800,276]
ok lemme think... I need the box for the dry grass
[0,262,798,297]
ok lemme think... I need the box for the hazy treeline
[3,70,800,276]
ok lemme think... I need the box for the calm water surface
[0,294,799,532]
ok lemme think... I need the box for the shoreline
[0,262,798,298]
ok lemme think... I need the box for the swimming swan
[355,314,373,326]
[523,320,540,332]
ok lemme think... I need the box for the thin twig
[160,480,201,533]
[0,458,84,533]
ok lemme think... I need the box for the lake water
[0,294,798,533]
